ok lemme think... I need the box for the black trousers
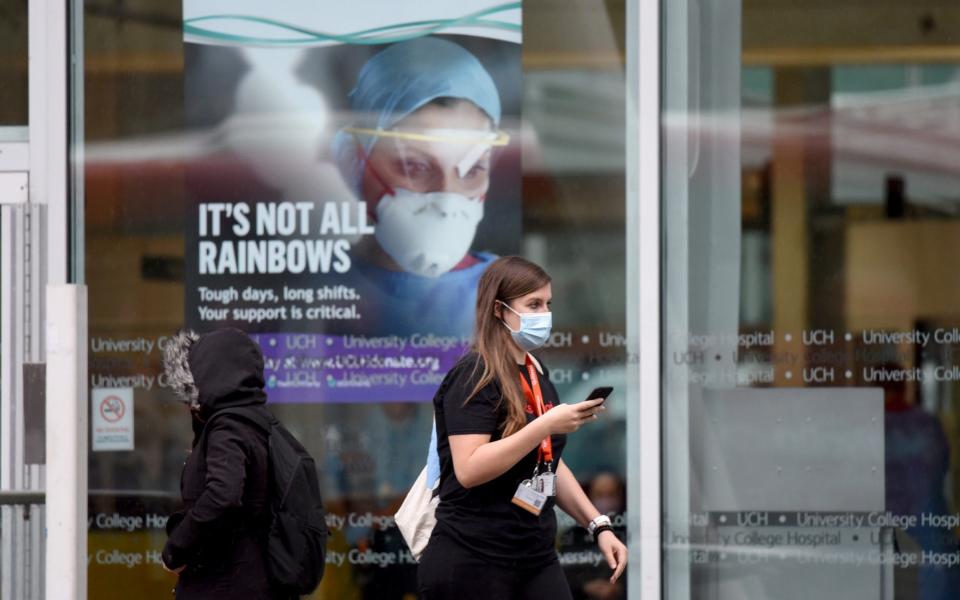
[417,530,573,600]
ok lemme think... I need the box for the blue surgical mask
[499,301,553,351]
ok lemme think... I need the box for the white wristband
[587,515,612,536]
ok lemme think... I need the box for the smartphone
[586,386,614,404]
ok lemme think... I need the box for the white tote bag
[394,465,439,561]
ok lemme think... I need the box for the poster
[182,1,522,402]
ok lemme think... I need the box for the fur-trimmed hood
[163,330,201,409]
[163,328,266,419]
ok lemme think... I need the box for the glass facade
[663,2,960,600]
[78,1,631,598]
[2,0,959,598]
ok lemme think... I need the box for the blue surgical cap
[332,37,502,194]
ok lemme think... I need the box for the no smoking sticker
[92,388,134,451]
[99,394,125,422]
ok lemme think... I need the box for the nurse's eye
[462,164,488,180]
[400,160,433,180]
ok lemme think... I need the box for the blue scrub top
[337,251,496,338]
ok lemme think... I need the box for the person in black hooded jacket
[160,327,290,600]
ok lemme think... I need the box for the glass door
[74,1,638,597]
[662,1,960,599]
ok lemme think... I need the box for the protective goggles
[349,126,511,196]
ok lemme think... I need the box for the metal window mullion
[23,206,32,359]
[0,207,28,490]
[45,285,88,600]
[23,0,70,598]
[25,203,46,600]
[27,464,45,600]
[70,0,85,283]
[626,0,662,599]
[29,0,69,286]
[638,0,662,594]
[1,205,27,600]
[0,206,14,600]
[660,2,693,600]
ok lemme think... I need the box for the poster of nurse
[182,1,522,403]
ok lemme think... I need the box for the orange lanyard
[519,354,553,465]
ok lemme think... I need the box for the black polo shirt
[432,352,567,568]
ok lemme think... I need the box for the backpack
[202,406,329,595]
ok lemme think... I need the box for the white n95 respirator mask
[374,188,484,278]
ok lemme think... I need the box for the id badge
[536,472,557,497]
[512,480,547,516]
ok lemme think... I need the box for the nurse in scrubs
[331,37,509,337]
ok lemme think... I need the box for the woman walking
[418,256,627,599]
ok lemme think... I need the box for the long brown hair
[468,256,551,437]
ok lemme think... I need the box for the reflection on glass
[79,0,629,597]
[664,2,960,600]
[0,0,28,125]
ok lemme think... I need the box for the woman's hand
[597,530,627,583]
[542,398,605,434]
